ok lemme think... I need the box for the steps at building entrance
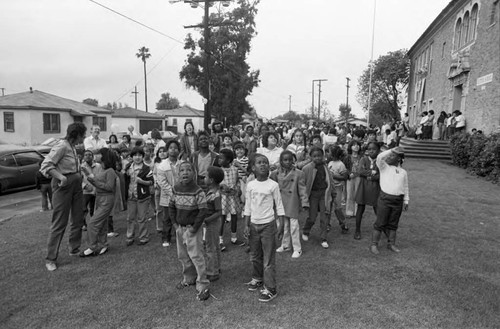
[399,137,451,161]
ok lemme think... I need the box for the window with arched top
[454,18,462,50]
[463,11,470,44]
[470,4,478,40]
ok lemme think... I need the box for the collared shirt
[40,139,80,177]
[81,161,102,195]
[84,136,107,151]
[376,150,409,203]
[127,163,144,199]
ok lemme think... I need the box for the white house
[156,105,214,134]
[0,89,112,145]
[111,107,164,135]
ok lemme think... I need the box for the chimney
[30,87,33,93]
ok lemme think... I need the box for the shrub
[450,131,500,183]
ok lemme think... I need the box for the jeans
[161,206,173,243]
[176,225,209,292]
[87,194,113,251]
[374,191,404,232]
[40,183,52,210]
[279,217,301,252]
[303,189,328,241]
[154,189,164,232]
[126,198,150,242]
[46,173,84,262]
[249,221,277,290]
[204,217,221,276]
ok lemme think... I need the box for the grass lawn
[1,159,499,329]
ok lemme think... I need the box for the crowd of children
[44,122,409,303]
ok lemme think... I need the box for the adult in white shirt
[370,147,409,255]
[83,125,107,153]
[454,111,466,132]
[128,125,139,136]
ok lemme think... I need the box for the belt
[63,172,80,176]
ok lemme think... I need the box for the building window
[172,118,178,125]
[490,1,498,26]
[186,119,192,122]
[43,113,60,134]
[463,11,470,45]
[454,18,462,51]
[92,116,107,131]
[442,42,446,58]
[3,112,14,132]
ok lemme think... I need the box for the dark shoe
[341,223,349,234]
[387,230,401,253]
[258,287,277,302]
[196,288,210,301]
[231,239,245,246]
[176,281,195,290]
[207,274,220,282]
[126,240,134,246]
[69,249,80,256]
[245,278,263,291]
[137,239,149,246]
[354,231,361,240]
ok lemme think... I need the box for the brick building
[407,0,500,133]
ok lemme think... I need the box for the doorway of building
[452,84,463,112]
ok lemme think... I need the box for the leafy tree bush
[450,132,500,183]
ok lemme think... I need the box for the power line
[88,0,184,45]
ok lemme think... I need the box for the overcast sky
[0,0,450,122]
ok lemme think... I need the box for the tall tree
[179,0,260,127]
[357,49,409,122]
[136,46,151,112]
[156,92,180,110]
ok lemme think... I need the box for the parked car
[33,137,84,155]
[0,145,45,194]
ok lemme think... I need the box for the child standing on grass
[204,166,224,282]
[156,141,181,247]
[354,142,381,240]
[169,162,210,301]
[218,149,243,250]
[270,150,309,259]
[80,148,117,257]
[124,147,154,246]
[344,140,362,217]
[244,154,285,302]
[302,147,336,249]
[370,147,409,254]
[232,141,249,204]
[327,146,349,234]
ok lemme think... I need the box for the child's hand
[243,225,250,239]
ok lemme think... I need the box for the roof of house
[156,105,207,118]
[111,107,163,119]
[0,90,112,116]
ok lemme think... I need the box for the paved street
[0,189,41,222]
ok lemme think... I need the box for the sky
[0,0,450,121]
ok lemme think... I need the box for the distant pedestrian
[40,122,87,271]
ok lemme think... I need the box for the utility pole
[182,0,232,131]
[311,81,315,117]
[288,95,292,112]
[346,77,350,127]
[131,86,139,110]
[313,79,327,122]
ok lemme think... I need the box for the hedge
[449,132,500,183]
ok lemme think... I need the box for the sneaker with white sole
[45,261,57,271]
[301,234,309,242]
[245,278,263,291]
[162,241,171,247]
[321,240,329,249]
[196,288,210,301]
[291,250,302,258]
[276,246,290,253]
[107,232,119,238]
[99,247,108,255]
[258,287,277,302]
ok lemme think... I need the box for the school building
[406,0,500,133]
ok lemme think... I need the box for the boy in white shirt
[371,147,409,255]
[243,154,285,303]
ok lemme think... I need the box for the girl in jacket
[155,140,181,247]
[344,140,362,217]
[353,141,380,240]
[270,150,309,258]
[286,129,310,169]
[179,122,198,161]
[301,147,336,249]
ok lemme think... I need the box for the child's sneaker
[276,246,290,253]
[258,287,277,302]
[291,250,302,258]
[196,288,210,301]
[321,240,329,249]
[245,278,263,291]
[341,224,349,234]
[162,241,171,247]
[220,243,226,252]
[231,239,245,246]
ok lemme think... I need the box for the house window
[186,119,192,122]
[172,118,178,126]
[43,113,60,134]
[442,42,446,58]
[92,116,107,131]
[462,11,470,45]
[454,18,462,51]
[3,112,14,132]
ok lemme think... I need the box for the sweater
[169,180,207,231]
